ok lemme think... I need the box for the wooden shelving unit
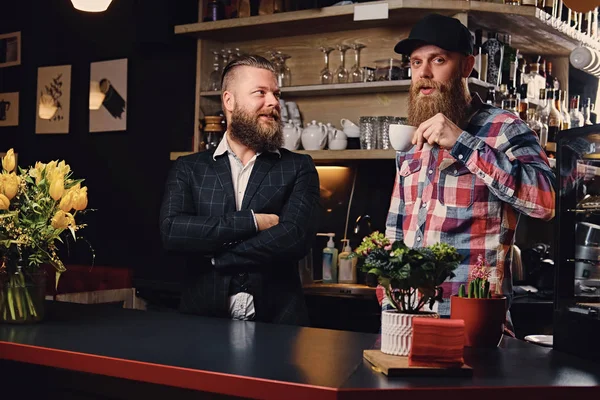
[170,149,396,161]
[175,0,598,56]
[172,0,596,159]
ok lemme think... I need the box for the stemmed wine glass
[319,47,334,84]
[335,44,350,84]
[350,44,366,83]
[278,53,292,87]
[208,50,222,91]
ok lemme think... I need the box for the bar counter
[1,302,599,400]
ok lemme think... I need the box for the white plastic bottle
[318,233,338,283]
[338,239,357,284]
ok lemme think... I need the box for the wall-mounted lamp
[71,0,113,12]
[38,94,57,120]
[89,81,106,110]
[570,46,600,78]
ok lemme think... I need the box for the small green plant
[458,254,492,299]
[349,231,462,313]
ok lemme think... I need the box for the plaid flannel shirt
[385,95,556,316]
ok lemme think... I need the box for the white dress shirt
[212,133,280,321]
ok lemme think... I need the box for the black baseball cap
[394,14,473,56]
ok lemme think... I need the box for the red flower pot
[450,295,507,348]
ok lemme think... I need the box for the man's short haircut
[221,55,276,92]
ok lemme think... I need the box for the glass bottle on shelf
[555,90,570,130]
[482,32,503,86]
[335,45,350,84]
[546,61,560,89]
[547,89,562,143]
[583,97,593,125]
[319,47,334,84]
[559,90,571,130]
[518,91,529,121]
[527,62,546,101]
[570,95,585,128]
[536,88,550,140]
[349,44,366,83]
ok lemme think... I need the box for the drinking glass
[319,47,334,84]
[350,44,366,83]
[335,45,350,84]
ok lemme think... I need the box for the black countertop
[1,302,600,400]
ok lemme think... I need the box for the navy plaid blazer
[159,148,320,325]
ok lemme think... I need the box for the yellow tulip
[72,187,88,211]
[51,210,75,229]
[59,190,74,212]
[2,173,19,200]
[0,193,9,210]
[2,149,15,172]
[57,160,71,177]
[29,162,46,185]
[49,176,64,201]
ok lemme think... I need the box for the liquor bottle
[536,88,550,146]
[557,90,570,130]
[583,97,593,125]
[518,89,529,121]
[539,57,547,79]
[570,95,585,128]
[527,62,545,101]
[546,62,560,90]
[482,32,504,86]
[547,89,562,143]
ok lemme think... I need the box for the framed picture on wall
[35,65,72,134]
[0,31,21,68]
[90,58,127,132]
[0,92,19,127]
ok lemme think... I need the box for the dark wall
[0,0,198,283]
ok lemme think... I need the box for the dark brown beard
[408,76,472,127]
[229,105,283,153]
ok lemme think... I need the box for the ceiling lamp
[71,0,113,12]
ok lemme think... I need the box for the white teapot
[302,120,327,150]
[282,121,302,150]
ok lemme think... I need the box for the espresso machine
[554,126,600,362]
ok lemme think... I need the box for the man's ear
[223,90,235,114]
[462,55,476,78]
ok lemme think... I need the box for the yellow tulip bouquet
[0,149,91,323]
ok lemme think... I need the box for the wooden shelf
[200,78,492,98]
[297,149,396,160]
[170,149,396,161]
[175,0,597,56]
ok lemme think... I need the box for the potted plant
[351,232,462,356]
[450,255,507,347]
[0,148,92,324]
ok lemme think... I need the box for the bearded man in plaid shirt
[384,14,556,332]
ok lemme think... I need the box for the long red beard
[408,76,472,127]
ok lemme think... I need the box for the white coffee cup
[388,124,432,151]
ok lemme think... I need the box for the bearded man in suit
[160,55,320,325]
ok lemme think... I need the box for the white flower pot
[380,310,440,356]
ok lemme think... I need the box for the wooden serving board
[363,350,473,377]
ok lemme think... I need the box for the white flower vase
[380,310,440,356]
